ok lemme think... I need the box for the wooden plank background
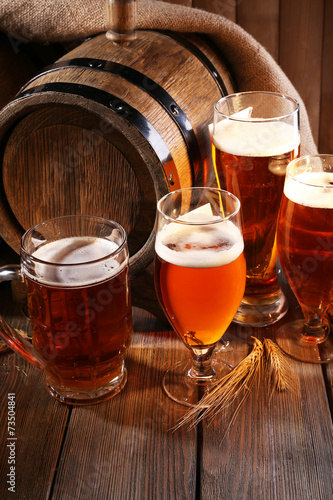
[167,0,332,153]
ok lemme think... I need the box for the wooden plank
[319,0,333,153]
[325,315,333,417]
[199,284,333,499]
[325,358,333,418]
[193,0,237,23]
[201,361,333,499]
[279,0,324,147]
[51,308,197,500]
[0,293,70,499]
[237,0,279,61]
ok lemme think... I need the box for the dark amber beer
[0,216,133,404]
[155,208,246,348]
[277,171,333,325]
[275,155,333,363]
[25,237,133,396]
[213,92,300,326]
[212,132,299,296]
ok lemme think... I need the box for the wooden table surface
[0,251,332,500]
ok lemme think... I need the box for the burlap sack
[0,0,317,155]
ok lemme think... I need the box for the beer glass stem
[187,348,216,384]
[302,316,330,344]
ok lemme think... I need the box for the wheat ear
[174,337,264,430]
[264,338,298,395]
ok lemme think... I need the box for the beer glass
[154,187,246,406]
[213,91,300,326]
[0,215,133,404]
[276,155,333,363]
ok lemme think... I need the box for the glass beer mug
[0,215,133,404]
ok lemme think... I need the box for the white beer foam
[155,217,244,269]
[213,119,299,158]
[284,171,333,209]
[29,237,123,286]
[208,107,253,139]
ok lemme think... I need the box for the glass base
[275,319,333,364]
[46,366,127,405]
[162,357,232,407]
[233,291,288,327]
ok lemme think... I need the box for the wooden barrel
[0,30,234,314]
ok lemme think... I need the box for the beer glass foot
[162,358,232,407]
[46,367,128,405]
[275,319,333,364]
[233,292,288,327]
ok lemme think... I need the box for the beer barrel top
[0,31,234,275]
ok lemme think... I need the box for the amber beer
[154,215,246,348]
[24,236,133,398]
[277,171,333,321]
[212,118,300,308]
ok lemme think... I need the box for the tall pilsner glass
[154,187,246,406]
[276,155,333,363]
[213,91,300,326]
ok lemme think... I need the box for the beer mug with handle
[0,215,133,404]
[213,91,300,327]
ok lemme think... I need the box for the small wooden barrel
[0,30,234,314]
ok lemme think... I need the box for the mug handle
[0,265,43,369]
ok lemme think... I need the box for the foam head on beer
[284,171,333,209]
[29,236,124,286]
[155,203,244,269]
[208,107,253,139]
[213,119,299,160]
[213,108,300,177]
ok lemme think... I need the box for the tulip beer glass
[276,155,333,363]
[0,215,133,404]
[213,91,300,326]
[154,187,246,405]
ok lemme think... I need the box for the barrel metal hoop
[16,82,180,190]
[20,58,202,185]
[157,31,229,98]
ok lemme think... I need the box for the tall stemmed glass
[154,187,246,406]
[276,155,333,363]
